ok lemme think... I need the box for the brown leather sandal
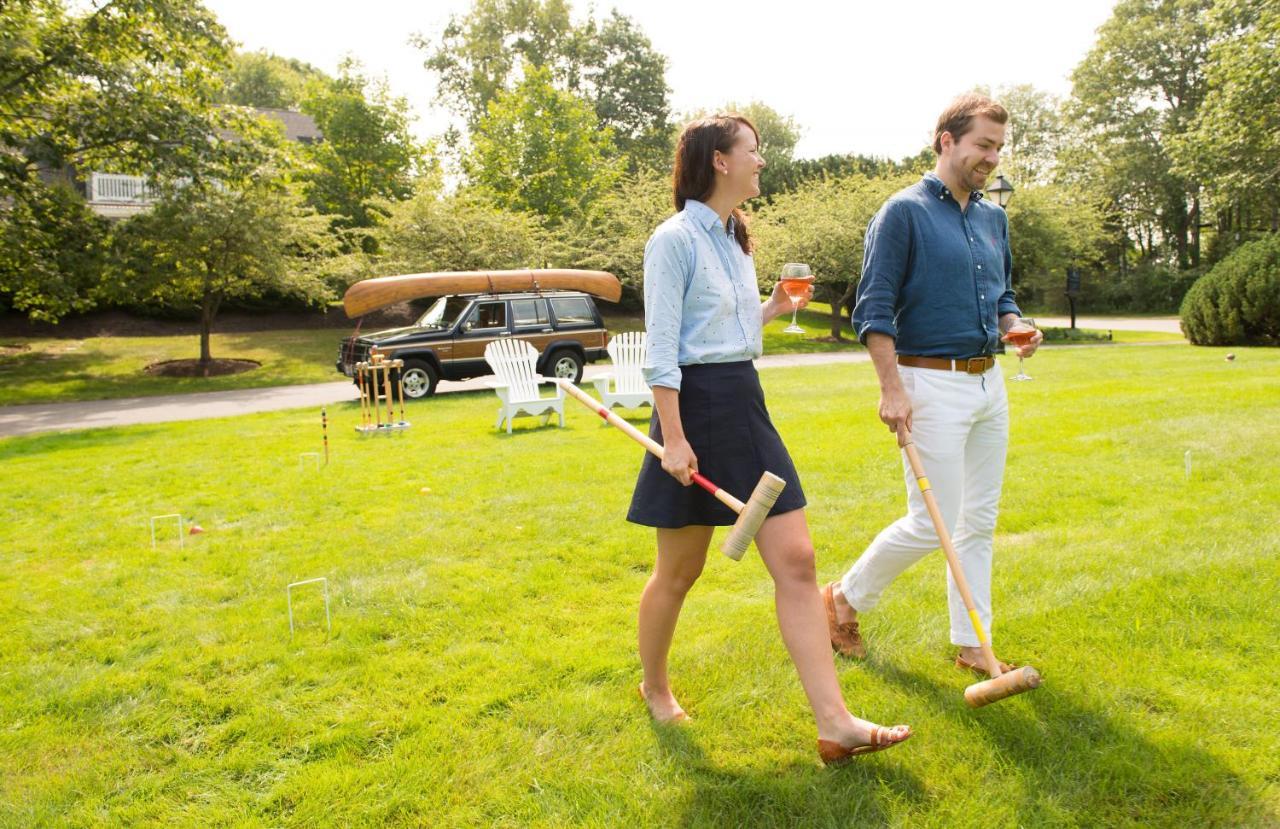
[822,583,867,659]
[817,724,912,765]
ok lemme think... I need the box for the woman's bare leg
[755,510,910,747]
[637,525,712,721]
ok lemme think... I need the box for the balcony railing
[88,172,152,204]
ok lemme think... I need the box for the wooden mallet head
[963,665,1042,708]
[719,472,786,561]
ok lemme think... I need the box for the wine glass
[779,263,813,335]
[1003,317,1038,381]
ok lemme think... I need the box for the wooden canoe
[342,269,622,318]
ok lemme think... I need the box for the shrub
[1180,234,1280,346]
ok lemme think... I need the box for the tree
[465,65,621,221]
[374,180,551,278]
[0,182,109,322]
[1066,0,1214,269]
[112,175,333,372]
[791,148,933,188]
[1,0,231,198]
[221,50,329,109]
[986,84,1066,187]
[1,0,234,322]
[1171,0,1280,242]
[300,60,423,232]
[570,11,671,171]
[553,170,672,306]
[751,174,915,339]
[417,0,671,170]
[1003,184,1108,311]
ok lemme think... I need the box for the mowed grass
[2,345,1275,827]
[0,329,342,406]
[2,306,1177,406]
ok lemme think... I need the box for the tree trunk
[827,281,856,341]
[199,287,222,378]
[1190,194,1200,268]
[1176,215,1189,269]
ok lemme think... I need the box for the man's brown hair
[932,93,1009,154]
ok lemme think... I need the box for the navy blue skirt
[626,361,806,528]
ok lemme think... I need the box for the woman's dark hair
[672,114,758,255]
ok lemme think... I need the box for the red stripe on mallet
[690,472,721,497]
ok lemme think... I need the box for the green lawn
[2,306,1180,407]
[0,329,342,406]
[1,344,1275,826]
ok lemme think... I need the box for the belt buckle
[965,357,987,375]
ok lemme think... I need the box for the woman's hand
[763,276,815,323]
[661,436,699,486]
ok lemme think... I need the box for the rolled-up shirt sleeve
[852,201,911,345]
[641,225,690,391]
[995,209,1021,318]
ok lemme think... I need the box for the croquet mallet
[558,379,784,560]
[898,428,1042,707]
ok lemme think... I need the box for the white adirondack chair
[591,332,653,411]
[483,339,565,433]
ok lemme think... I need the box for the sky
[201,0,1119,161]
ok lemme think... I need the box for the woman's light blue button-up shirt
[641,200,763,391]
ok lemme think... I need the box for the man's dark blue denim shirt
[852,172,1020,358]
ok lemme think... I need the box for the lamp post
[986,174,1014,209]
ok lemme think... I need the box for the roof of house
[254,108,322,143]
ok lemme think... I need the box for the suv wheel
[398,358,439,399]
[546,349,584,384]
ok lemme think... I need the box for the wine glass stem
[791,304,799,327]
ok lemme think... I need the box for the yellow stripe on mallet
[558,379,785,560]
[900,428,1042,708]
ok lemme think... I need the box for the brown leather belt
[897,355,995,375]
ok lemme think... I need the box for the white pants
[840,363,1009,647]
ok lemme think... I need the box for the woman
[629,114,911,764]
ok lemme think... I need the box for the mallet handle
[901,430,1004,679]
[558,379,746,514]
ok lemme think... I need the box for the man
[823,93,1042,675]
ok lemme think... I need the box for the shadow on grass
[871,661,1267,825]
[0,425,171,460]
[650,716,926,827]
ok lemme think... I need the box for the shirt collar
[684,199,736,236]
[922,172,985,204]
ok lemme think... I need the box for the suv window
[511,298,549,328]
[463,301,508,333]
[549,296,594,327]
[417,295,471,329]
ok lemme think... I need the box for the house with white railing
[82,108,321,218]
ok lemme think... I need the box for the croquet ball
[420,487,432,494]
[189,524,205,535]
[1225,353,1236,361]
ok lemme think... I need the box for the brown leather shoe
[822,582,866,659]
[818,724,912,765]
[954,653,1019,677]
